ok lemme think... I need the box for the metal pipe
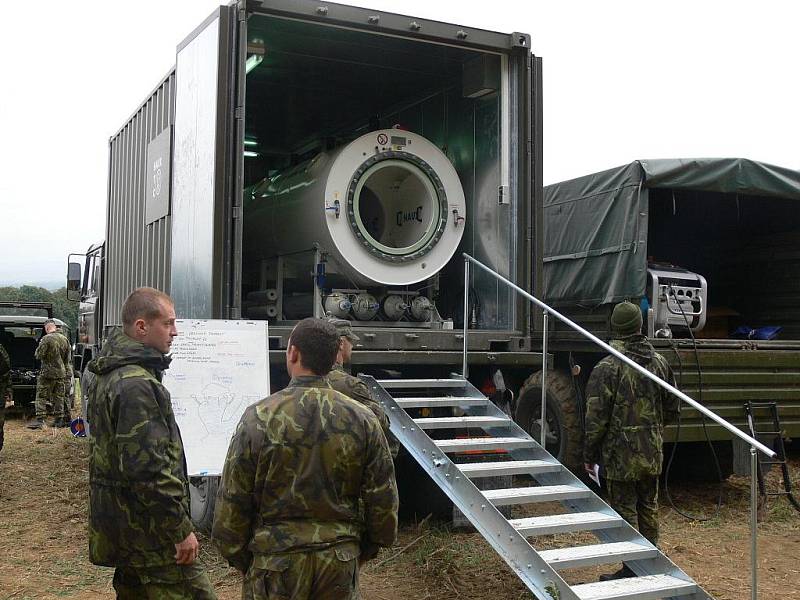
[751,445,758,600]
[462,258,469,379]
[540,310,548,447]
[463,252,776,458]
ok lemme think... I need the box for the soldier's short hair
[43,319,56,329]
[288,318,339,375]
[121,287,173,330]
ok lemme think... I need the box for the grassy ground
[1,398,799,599]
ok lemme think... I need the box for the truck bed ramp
[365,376,712,600]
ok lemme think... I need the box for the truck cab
[67,242,103,373]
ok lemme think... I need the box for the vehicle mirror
[67,262,82,301]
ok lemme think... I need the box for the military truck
[515,158,800,476]
[68,0,544,526]
[0,302,72,412]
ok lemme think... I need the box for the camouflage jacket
[0,343,9,394]
[35,331,68,379]
[213,375,398,572]
[327,364,398,457]
[57,331,73,380]
[87,327,193,567]
[583,335,679,481]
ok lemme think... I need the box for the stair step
[510,512,623,536]
[396,396,488,408]
[376,378,467,389]
[484,485,591,505]
[434,437,535,453]
[457,459,561,478]
[572,574,697,600]
[540,542,658,570]
[413,416,511,429]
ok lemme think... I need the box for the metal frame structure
[461,252,776,600]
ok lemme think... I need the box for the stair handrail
[461,252,776,459]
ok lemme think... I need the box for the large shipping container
[69,0,545,525]
[94,1,543,372]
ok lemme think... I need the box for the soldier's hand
[174,532,200,565]
[584,463,595,476]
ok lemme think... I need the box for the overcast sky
[1,0,798,285]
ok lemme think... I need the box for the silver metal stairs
[364,375,712,600]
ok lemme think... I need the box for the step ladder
[744,401,800,512]
[364,375,712,600]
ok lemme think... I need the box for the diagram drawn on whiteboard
[190,379,261,437]
[164,319,270,476]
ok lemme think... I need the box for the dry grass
[1,411,798,599]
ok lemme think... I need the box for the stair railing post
[540,310,548,447]
[751,444,758,600]
[462,257,469,379]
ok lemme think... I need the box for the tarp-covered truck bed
[539,158,800,448]
[543,158,800,309]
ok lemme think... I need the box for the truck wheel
[515,369,583,474]
[190,476,219,533]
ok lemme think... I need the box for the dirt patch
[1,414,798,599]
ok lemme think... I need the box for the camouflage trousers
[606,476,660,546]
[35,376,65,419]
[63,376,74,411]
[243,543,360,600]
[112,563,217,599]
[0,386,5,450]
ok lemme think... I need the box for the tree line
[0,286,78,334]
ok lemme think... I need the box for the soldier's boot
[599,564,635,581]
[26,418,45,430]
[58,415,72,428]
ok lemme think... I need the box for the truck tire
[515,369,583,474]
[190,476,219,533]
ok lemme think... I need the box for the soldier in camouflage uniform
[28,319,70,429]
[213,317,398,600]
[57,325,75,416]
[326,317,398,458]
[583,301,679,580]
[87,287,216,599]
[0,342,10,451]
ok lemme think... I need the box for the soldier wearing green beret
[583,300,679,580]
[213,317,398,600]
[87,287,216,599]
[326,317,398,458]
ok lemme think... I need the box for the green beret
[611,301,643,337]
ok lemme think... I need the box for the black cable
[663,284,723,521]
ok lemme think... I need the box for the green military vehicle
[515,158,800,476]
[0,302,73,413]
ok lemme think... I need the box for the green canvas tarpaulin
[543,158,800,307]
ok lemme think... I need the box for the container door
[170,5,241,319]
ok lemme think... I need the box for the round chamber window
[347,153,448,262]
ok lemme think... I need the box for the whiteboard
[163,319,270,476]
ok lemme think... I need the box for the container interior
[240,14,515,330]
[648,189,800,340]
